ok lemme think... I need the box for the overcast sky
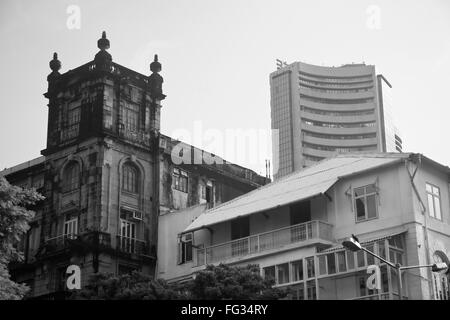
[1,0,449,176]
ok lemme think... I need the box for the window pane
[378,241,386,259]
[359,277,366,296]
[292,260,303,282]
[318,255,327,275]
[307,280,316,300]
[426,183,432,193]
[432,186,439,196]
[357,251,365,268]
[327,254,336,274]
[367,195,377,219]
[394,235,403,249]
[427,194,435,218]
[366,184,376,194]
[263,266,275,282]
[306,257,315,278]
[355,198,366,220]
[366,245,375,265]
[396,252,403,265]
[277,263,289,284]
[297,285,305,300]
[389,249,396,264]
[185,241,192,262]
[381,265,389,293]
[337,251,347,272]
[354,187,365,197]
[434,197,442,220]
[123,165,138,193]
[346,251,355,270]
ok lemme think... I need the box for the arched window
[62,162,80,193]
[122,163,139,193]
[432,251,450,300]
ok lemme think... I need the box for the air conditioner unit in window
[132,211,143,221]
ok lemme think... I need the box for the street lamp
[342,234,449,300]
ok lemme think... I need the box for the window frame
[172,168,188,193]
[123,102,139,133]
[178,233,193,264]
[64,217,78,239]
[122,163,139,194]
[62,162,80,193]
[426,182,442,221]
[353,183,379,223]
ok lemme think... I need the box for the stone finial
[150,54,162,73]
[94,31,112,68]
[97,31,110,51]
[49,52,61,73]
[148,54,165,101]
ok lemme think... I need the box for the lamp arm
[360,246,397,269]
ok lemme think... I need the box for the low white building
[157,153,450,300]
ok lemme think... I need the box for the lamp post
[342,234,449,300]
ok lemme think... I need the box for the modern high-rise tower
[270,61,402,179]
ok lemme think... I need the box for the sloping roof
[183,153,411,233]
[0,156,45,177]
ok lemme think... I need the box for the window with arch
[62,161,80,193]
[432,251,449,300]
[122,163,139,194]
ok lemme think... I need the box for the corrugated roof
[183,153,411,233]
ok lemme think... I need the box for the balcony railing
[44,233,79,251]
[195,220,333,266]
[116,235,149,256]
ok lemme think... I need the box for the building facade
[270,61,402,179]
[1,32,268,299]
[168,153,450,300]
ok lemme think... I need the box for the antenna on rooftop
[276,59,288,70]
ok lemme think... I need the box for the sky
[0,0,449,177]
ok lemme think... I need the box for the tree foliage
[70,263,288,300]
[70,271,187,300]
[186,264,288,300]
[0,176,44,300]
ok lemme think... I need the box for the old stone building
[1,32,268,299]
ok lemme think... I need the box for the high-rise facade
[270,61,402,179]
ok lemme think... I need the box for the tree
[69,264,289,300]
[0,176,44,300]
[186,264,289,300]
[70,271,187,300]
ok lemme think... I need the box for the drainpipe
[405,154,434,299]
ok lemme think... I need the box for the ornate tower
[36,32,165,297]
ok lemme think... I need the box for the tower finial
[150,54,161,73]
[97,31,110,51]
[94,31,112,68]
[49,52,61,72]
[148,54,165,101]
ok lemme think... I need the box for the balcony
[195,220,333,266]
[118,128,151,147]
[116,235,152,257]
[40,231,112,257]
[44,233,79,252]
